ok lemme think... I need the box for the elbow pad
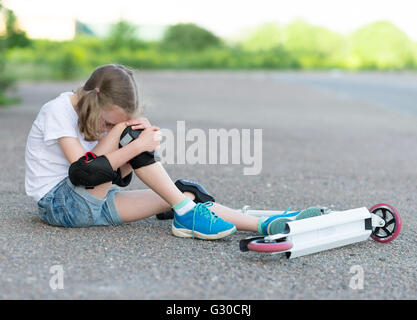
[69,152,118,189]
[119,126,160,170]
[113,169,133,188]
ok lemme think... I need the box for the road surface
[0,71,416,299]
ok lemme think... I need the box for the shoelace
[191,201,218,239]
[281,207,291,215]
[262,207,291,235]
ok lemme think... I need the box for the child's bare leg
[114,189,171,222]
[133,162,186,206]
[132,160,259,231]
[113,187,259,231]
[210,203,258,232]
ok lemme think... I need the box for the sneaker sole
[267,218,291,235]
[267,208,322,234]
[295,208,322,220]
[172,224,236,240]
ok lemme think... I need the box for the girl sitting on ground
[25,64,321,239]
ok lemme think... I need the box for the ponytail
[76,88,102,141]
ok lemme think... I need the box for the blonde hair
[74,64,139,141]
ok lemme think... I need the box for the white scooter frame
[239,204,401,259]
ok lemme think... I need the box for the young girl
[25,64,321,240]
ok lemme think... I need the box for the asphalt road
[0,71,416,299]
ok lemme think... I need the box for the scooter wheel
[247,238,293,253]
[369,203,402,243]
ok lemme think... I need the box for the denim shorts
[37,177,124,228]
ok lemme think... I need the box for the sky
[3,0,417,40]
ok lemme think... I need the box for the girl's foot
[258,207,323,235]
[172,202,236,240]
[156,179,215,220]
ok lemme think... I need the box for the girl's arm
[58,137,86,164]
[58,136,132,179]
[58,126,159,170]
[89,125,133,177]
[59,136,144,170]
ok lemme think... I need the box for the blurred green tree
[350,21,415,69]
[3,15,417,80]
[4,8,30,48]
[0,0,19,105]
[240,22,284,52]
[105,20,145,51]
[0,1,6,96]
[283,20,348,68]
[53,42,88,79]
[161,23,221,51]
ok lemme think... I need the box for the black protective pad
[119,126,142,148]
[119,126,160,169]
[156,179,215,220]
[69,152,118,188]
[112,169,133,188]
[175,179,215,203]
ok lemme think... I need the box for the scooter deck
[240,207,378,259]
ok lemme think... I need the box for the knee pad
[156,179,215,220]
[113,169,133,188]
[175,179,215,203]
[69,152,118,188]
[119,126,160,169]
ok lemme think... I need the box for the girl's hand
[125,117,151,130]
[134,126,161,153]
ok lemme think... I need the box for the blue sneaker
[258,207,323,235]
[172,202,236,240]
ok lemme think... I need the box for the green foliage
[283,20,348,68]
[104,20,146,51]
[54,43,88,79]
[240,23,284,52]
[351,21,415,69]
[161,23,221,51]
[4,8,31,48]
[0,0,21,105]
[3,17,417,84]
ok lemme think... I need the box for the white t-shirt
[25,92,98,202]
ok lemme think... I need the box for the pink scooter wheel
[247,238,293,253]
[369,203,402,243]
